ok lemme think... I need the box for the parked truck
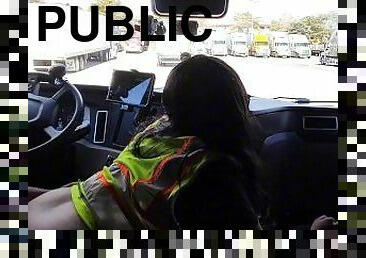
[320,31,338,66]
[206,32,228,56]
[190,42,206,56]
[310,44,325,56]
[125,31,145,53]
[227,33,249,57]
[288,34,311,58]
[29,3,115,72]
[157,35,191,66]
[269,32,291,58]
[250,34,270,57]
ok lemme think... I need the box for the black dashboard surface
[39,83,338,150]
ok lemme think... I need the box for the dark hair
[163,55,259,153]
[163,55,266,214]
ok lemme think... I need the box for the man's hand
[311,215,338,230]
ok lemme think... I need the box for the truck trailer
[288,34,311,58]
[227,33,249,57]
[269,32,291,58]
[157,35,191,66]
[125,31,145,53]
[320,31,338,66]
[250,34,270,57]
[29,3,115,72]
[207,32,228,56]
[310,44,325,56]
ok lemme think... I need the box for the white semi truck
[157,35,191,66]
[206,32,228,56]
[310,44,325,56]
[288,34,311,58]
[125,31,144,53]
[227,33,249,57]
[269,32,291,58]
[29,3,116,72]
[320,31,338,66]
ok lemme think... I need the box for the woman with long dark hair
[131,55,265,229]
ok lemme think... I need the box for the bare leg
[28,187,87,230]
[28,186,49,202]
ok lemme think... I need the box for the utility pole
[249,0,259,41]
[251,13,254,36]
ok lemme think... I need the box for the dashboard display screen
[106,70,154,107]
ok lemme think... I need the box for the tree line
[233,12,337,45]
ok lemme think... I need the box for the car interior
[28,0,337,229]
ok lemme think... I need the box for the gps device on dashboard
[106,70,155,108]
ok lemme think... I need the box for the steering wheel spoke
[51,85,68,102]
[44,126,61,139]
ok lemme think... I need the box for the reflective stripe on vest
[95,135,207,228]
[81,171,134,229]
[130,148,206,227]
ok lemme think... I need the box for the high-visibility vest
[71,117,209,229]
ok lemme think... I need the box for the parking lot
[67,51,338,101]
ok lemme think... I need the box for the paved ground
[67,51,338,101]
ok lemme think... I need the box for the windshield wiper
[273,97,337,104]
[273,97,311,103]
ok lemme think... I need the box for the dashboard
[39,83,338,150]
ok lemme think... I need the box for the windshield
[28,0,337,101]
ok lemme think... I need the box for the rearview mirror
[151,0,228,17]
[107,70,155,108]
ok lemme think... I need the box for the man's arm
[28,187,87,230]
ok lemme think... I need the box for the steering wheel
[28,65,84,154]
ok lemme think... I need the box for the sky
[228,0,337,19]
[38,0,337,22]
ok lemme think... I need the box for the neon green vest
[71,117,208,229]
